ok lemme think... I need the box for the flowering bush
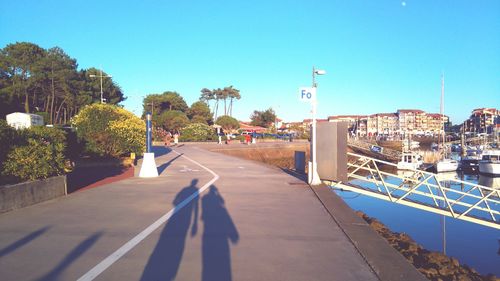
[2,126,67,182]
[180,123,217,142]
[72,104,145,157]
[0,120,17,167]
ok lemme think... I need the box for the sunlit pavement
[0,145,379,281]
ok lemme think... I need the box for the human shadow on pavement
[140,179,200,281]
[157,153,184,175]
[201,185,239,281]
[37,231,103,281]
[0,226,51,258]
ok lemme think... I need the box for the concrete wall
[0,175,67,213]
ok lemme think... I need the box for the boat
[460,147,482,172]
[478,150,500,176]
[397,151,423,170]
[451,144,462,153]
[436,159,459,173]
[434,74,458,173]
[370,145,384,154]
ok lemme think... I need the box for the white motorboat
[478,150,500,176]
[397,151,423,170]
[436,158,459,173]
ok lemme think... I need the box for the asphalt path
[0,145,378,281]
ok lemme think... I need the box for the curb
[309,184,428,281]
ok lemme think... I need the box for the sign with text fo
[299,87,316,103]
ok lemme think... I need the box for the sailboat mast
[441,74,445,147]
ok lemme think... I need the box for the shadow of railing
[37,231,103,281]
[0,226,51,258]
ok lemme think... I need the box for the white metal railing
[327,152,500,229]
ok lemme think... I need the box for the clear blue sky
[1,0,499,124]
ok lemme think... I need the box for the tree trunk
[214,100,219,120]
[224,98,227,116]
[55,99,66,125]
[24,91,29,113]
[210,100,215,118]
[50,64,55,124]
[33,90,37,112]
[44,95,49,112]
[229,98,233,116]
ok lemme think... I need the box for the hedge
[1,126,68,183]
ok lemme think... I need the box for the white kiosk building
[6,112,44,130]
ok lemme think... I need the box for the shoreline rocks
[355,211,499,281]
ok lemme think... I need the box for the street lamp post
[310,66,326,185]
[89,69,112,104]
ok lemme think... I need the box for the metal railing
[327,152,500,229]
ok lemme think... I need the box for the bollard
[139,112,158,177]
[295,151,306,174]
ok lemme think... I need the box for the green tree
[0,42,45,113]
[72,104,145,157]
[85,67,125,105]
[226,85,241,117]
[199,88,215,118]
[143,91,188,124]
[199,86,241,119]
[216,115,240,135]
[161,91,188,112]
[250,107,276,128]
[158,110,190,133]
[33,47,80,124]
[188,101,212,124]
[0,42,124,124]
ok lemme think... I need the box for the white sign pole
[298,86,321,185]
[310,89,321,185]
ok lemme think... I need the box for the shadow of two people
[140,179,239,281]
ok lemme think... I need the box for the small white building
[6,112,44,130]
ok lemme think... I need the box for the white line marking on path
[77,150,219,281]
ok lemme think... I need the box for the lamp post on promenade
[89,69,112,104]
[310,66,326,185]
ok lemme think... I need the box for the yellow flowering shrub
[72,104,145,157]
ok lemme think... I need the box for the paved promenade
[0,145,419,281]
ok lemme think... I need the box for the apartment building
[328,115,368,136]
[328,109,448,137]
[463,108,499,134]
[367,113,399,137]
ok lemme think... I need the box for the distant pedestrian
[165,132,172,147]
[174,133,179,145]
[218,134,222,145]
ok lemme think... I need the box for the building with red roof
[464,108,499,134]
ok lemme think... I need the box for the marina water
[335,172,500,276]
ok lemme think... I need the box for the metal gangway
[327,152,500,229]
